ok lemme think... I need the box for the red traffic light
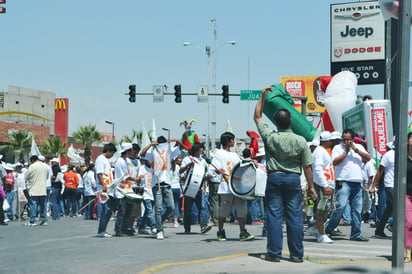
[0,7,5,14]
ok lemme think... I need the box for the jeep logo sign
[340,25,374,38]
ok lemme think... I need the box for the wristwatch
[355,148,359,153]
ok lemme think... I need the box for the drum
[124,192,143,205]
[229,160,267,200]
[182,162,205,199]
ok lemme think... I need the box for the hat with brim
[331,131,342,140]
[120,142,133,154]
[5,163,14,171]
[320,131,332,142]
[51,157,60,163]
[246,130,260,139]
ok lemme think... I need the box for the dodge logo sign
[334,47,343,57]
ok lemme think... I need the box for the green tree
[39,135,67,159]
[0,129,33,162]
[72,124,102,165]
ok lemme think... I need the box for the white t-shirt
[170,165,181,189]
[380,150,395,188]
[83,170,96,196]
[362,159,376,189]
[212,149,241,194]
[332,143,367,183]
[144,143,181,186]
[46,166,52,188]
[138,165,155,200]
[312,146,335,188]
[94,154,113,193]
[114,157,130,199]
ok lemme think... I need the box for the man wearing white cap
[308,131,335,244]
[25,155,50,226]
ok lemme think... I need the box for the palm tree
[39,135,67,159]
[121,129,154,145]
[72,124,102,165]
[0,129,33,162]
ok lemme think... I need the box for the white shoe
[174,222,180,228]
[152,228,157,234]
[307,226,320,237]
[97,232,112,238]
[156,231,164,240]
[317,234,333,244]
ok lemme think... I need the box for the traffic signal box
[174,85,182,103]
[222,85,229,104]
[128,85,136,102]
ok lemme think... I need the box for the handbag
[3,199,10,211]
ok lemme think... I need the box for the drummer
[212,132,255,241]
[179,142,212,234]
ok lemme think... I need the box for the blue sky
[0,0,398,142]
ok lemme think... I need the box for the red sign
[371,108,387,156]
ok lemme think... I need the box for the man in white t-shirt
[309,131,335,244]
[370,140,395,238]
[140,136,184,240]
[362,158,376,224]
[212,132,254,242]
[325,129,371,242]
[96,143,117,238]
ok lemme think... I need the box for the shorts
[218,193,246,218]
[314,184,336,213]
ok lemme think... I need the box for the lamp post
[105,120,115,141]
[183,22,236,156]
[162,127,170,141]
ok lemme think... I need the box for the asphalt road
[0,216,411,274]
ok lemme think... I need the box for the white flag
[141,123,151,150]
[152,117,157,140]
[30,137,41,156]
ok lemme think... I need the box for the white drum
[124,192,143,205]
[229,160,267,200]
[182,162,205,199]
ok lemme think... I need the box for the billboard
[330,1,385,84]
[54,98,69,142]
[280,76,326,113]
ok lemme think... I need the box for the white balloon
[324,71,358,133]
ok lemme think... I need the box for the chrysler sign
[331,1,385,84]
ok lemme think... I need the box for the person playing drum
[179,142,212,234]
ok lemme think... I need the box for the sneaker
[39,221,48,226]
[97,232,112,238]
[375,230,388,238]
[151,228,157,234]
[25,222,37,227]
[0,222,8,225]
[240,230,255,241]
[386,224,393,232]
[217,229,227,241]
[329,228,346,237]
[174,222,180,228]
[260,253,280,262]
[138,229,150,235]
[252,221,263,225]
[4,218,10,223]
[307,226,320,237]
[201,225,212,234]
[156,231,164,240]
[317,234,334,244]
[351,235,369,242]
[125,229,136,236]
[290,257,304,263]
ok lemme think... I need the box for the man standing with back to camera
[254,86,317,263]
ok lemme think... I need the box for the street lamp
[162,127,170,141]
[105,120,115,141]
[183,31,236,156]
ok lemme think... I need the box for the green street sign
[240,90,262,100]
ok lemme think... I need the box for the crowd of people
[1,87,412,264]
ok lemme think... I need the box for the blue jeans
[83,195,95,220]
[29,196,47,224]
[5,190,15,220]
[342,204,352,224]
[325,181,362,239]
[265,173,303,260]
[376,184,387,225]
[137,199,156,230]
[152,185,174,232]
[97,196,114,234]
[172,188,181,218]
[63,187,77,216]
[247,199,260,223]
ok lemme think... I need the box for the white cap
[4,163,14,171]
[38,155,45,162]
[51,157,60,163]
[320,131,332,142]
[120,142,133,154]
[331,131,342,140]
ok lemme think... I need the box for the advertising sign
[54,98,69,142]
[280,76,326,113]
[330,1,385,84]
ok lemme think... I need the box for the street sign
[240,90,262,101]
[153,85,164,102]
[197,85,208,103]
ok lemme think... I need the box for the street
[0,216,411,274]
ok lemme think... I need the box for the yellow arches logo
[55,99,66,111]
[0,111,48,121]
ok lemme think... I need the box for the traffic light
[222,85,229,104]
[0,0,5,14]
[128,85,136,102]
[174,85,182,103]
